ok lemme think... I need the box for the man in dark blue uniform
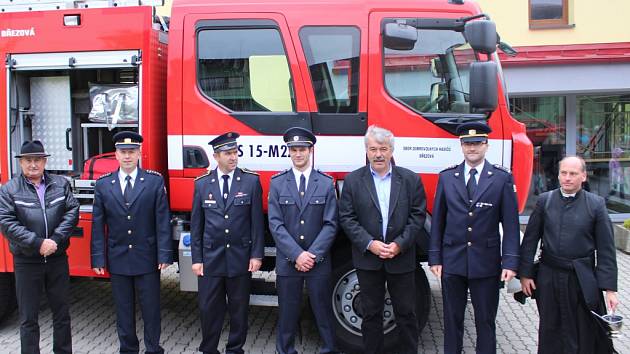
[268,127,338,354]
[91,131,173,354]
[428,122,520,354]
[190,132,264,354]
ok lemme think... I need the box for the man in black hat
[268,127,338,354]
[428,121,520,354]
[91,131,172,354]
[0,140,79,354]
[190,131,264,354]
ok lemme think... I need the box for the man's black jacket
[0,172,79,262]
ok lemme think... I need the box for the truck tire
[331,261,431,353]
[0,273,17,323]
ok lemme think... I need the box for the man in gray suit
[268,127,338,354]
[339,125,426,354]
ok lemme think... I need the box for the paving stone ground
[1,251,629,353]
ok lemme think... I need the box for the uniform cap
[209,132,240,152]
[456,122,492,143]
[113,131,143,149]
[283,127,316,147]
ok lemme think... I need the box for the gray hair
[559,155,586,172]
[364,125,395,150]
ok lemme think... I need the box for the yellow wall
[157,0,630,46]
[155,0,172,17]
[477,0,630,46]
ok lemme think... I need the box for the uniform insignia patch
[145,169,162,176]
[240,167,259,175]
[317,169,333,179]
[441,164,458,172]
[513,185,517,193]
[271,169,289,179]
[97,172,113,180]
[493,164,511,173]
[195,170,212,181]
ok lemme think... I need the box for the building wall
[477,0,630,46]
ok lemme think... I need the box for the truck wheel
[331,261,431,353]
[0,273,17,323]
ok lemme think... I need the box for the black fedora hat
[15,140,50,158]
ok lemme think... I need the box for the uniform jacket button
[128,230,132,235]
[467,227,472,232]
[467,242,472,247]
[128,244,133,249]
[226,243,230,248]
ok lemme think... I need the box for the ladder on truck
[0,0,164,13]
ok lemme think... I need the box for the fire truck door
[180,14,311,172]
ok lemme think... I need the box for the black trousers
[110,271,163,354]
[14,255,72,354]
[441,273,500,354]
[276,275,337,354]
[535,264,615,354]
[356,269,417,354]
[197,274,251,354]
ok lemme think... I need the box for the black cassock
[520,189,617,354]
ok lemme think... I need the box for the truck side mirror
[464,20,497,55]
[383,22,418,50]
[469,61,498,113]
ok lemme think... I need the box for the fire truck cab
[0,0,533,352]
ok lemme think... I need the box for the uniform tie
[299,173,306,197]
[124,175,132,204]
[467,168,477,201]
[222,175,230,203]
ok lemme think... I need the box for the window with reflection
[510,96,566,215]
[529,0,569,28]
[382,21,475,115]
[197,28,295,112]
[577,95,630,214]
[299,26,360,113]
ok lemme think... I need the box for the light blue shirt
[371,166,392,239]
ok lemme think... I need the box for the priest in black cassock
[519,156,619,354]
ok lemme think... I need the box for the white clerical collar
[560,189,577,198]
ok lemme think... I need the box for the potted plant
[614,218,630,253]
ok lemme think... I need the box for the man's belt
[541,251,601,311]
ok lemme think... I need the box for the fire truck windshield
[383,26,477,115]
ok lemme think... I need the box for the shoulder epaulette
[240,167,259,176]
[440,164,458,172]
[493,164,511,173]
[271,169,289,179]
[97,172,113,180]
[194,170,212,181]
[145,169,162,177]
[317,169,333,179]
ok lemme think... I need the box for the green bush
[624,218,630,230]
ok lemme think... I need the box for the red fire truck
[0,0,532,351]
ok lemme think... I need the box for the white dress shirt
[218,169,235,195]
[118,168,138,195]
[464,160,485,185]
[292,166,312,192]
